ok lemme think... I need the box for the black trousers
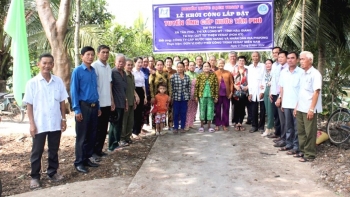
[272,95,281,136]
[251,100,266,129]
[94,106,111,155]
[233,97,247,124]
[133,87,145,135]
[246,101,252,122]
[31,131,61,179]
[74,102,98,166]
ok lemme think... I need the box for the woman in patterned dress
[195,62,218,132]
[184,61,198,130]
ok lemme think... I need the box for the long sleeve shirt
[70,64,99,114]
[247,63,265,102]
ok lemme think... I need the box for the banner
[153,1,274,53]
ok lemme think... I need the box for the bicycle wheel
[326,109,350,144]
[7,103,25,123]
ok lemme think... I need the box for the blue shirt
[70,64,99,114]
[141,67,150,96]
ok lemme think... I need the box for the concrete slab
[124,129,336,197]
[12,177,133,197]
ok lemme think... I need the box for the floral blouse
[195,72,218,99]
[149,71,172,98]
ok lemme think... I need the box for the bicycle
[0,93,25,123]
[326,107,350,144]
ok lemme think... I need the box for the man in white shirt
[272,51,289,147]
[248,52,266,133]
[23,53,69,189]
[92,45,115,160]
[294,51,322,162]
[268,47,282,138]
[194,55,204,73]
[224,51,237,73]
[279,52,303,153]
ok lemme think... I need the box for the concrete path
[11,126,336,197]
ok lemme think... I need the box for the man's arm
[60,101,67,132]
[27,104,37,138]
[110,83,115,111]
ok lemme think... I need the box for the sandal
[131,134,141,140]
[208,128,215,133]
[234,124,241,131]
[286,150,298,155]
[279,147,291,151]
[240,126,246,131]
[30,179,41,189]
[299,157,314,162]
[215,126,219,131]
[293,153,304,158]
[198,127,204,132]
[223,126,228,131]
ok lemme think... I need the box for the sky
[105,0,235,31]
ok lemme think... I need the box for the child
[195,62,218,132]
[154,83,169,135]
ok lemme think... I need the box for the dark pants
[246,101,252,123]
[272,95,281,136]
[251,101,265,130]
[108,108,124,151]
[143,95,151,125]
[284,108,299,150]
[94,106,111,155]
[173,100,188,129]
[133,87,145,135]
[31,131,61,179]
[74,102,98,166]
[278,106,286,141]
[233,97,247,124]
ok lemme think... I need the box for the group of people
[23,45,322,189]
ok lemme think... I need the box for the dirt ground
[312,141,350,195]
[0,133,157,196]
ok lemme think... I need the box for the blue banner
[153,1,274,53]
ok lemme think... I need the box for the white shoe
[261,129,270,137]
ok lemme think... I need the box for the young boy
[154,83,169,135]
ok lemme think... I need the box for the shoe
[48,173,64,182]
[75,165,88,173]
[258,128,264,134]
[184,127,189,131]
[125,139,133,144]
[96,152,108,157]
[246,121,252,125]
[273,138,282,143]
[85,159,99,167]
[249,127,258,133]
[91,154,101,162]
[267,134,279,138]
[119,141,129,147]
[261,129,270,137]
[273,141,286,147]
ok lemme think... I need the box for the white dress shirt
[132,68,145,87]
[248,62,265,102]
[297,66,323,113]
[270,62,289,95]
[224,62,237,73]
[280,66,303,109]
[23,74,68,134]
[92,60,112,107]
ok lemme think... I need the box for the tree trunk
[317,43,325,75]
[36,0,71,91]
[74,0,81,67]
